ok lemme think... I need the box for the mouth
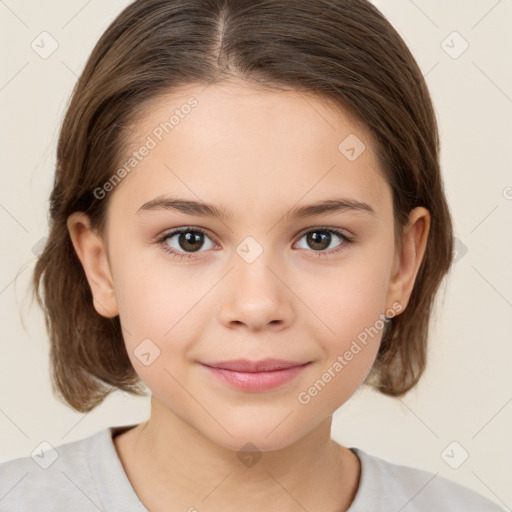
[200,359,312,392]
[200,358,310,372]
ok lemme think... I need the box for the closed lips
[201,359,310,372]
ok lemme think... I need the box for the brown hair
[31,0,454,413]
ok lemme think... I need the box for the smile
[200,361,311,392]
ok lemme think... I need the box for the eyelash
[156,226,354,261]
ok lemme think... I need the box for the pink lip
[201,358,308,372]
[200,359,311,392]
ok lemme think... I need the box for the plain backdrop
[1,0,511,509]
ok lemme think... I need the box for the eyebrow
[136,195,375,220]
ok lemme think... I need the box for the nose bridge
[233,234,282,300]
[218,234,292,329]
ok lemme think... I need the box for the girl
[0,0,506,510]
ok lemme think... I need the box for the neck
[114,396,361,511]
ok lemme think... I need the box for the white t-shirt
[0,424,506,511]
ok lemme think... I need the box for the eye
[157,227,216,260]
[294,228,353,256]
[157,226,353,261]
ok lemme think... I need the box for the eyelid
[157,226,219,248]
[157,225,353,245]
[295,225,353,240]
[158,225,215,241]
[156,224,355,261]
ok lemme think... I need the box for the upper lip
[201,358,310,372]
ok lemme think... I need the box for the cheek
[296,248,392,398]
[306,248,392,337]
[112,239,201,334]
[111,251,215,385]
[112,227,393,392]
[295,268,388,413]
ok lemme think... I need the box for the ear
[385,207,430,313]
[67,212,119,318]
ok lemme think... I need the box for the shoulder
[0,428,109,512]
[348,447,506,512]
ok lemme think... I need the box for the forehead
[109,80,389,220]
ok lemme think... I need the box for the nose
[217,249,293,331]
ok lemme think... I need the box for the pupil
[308,231,330,250]
[180,231,203,252]
[176,230,332,253]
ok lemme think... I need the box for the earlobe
[66,212,119,318]
[386,207,430,313]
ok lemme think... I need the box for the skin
[67,79,430,511]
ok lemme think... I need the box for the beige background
[1,0,511,509]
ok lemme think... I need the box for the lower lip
[201,363,310,392]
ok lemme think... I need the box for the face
[70,80,427,452]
